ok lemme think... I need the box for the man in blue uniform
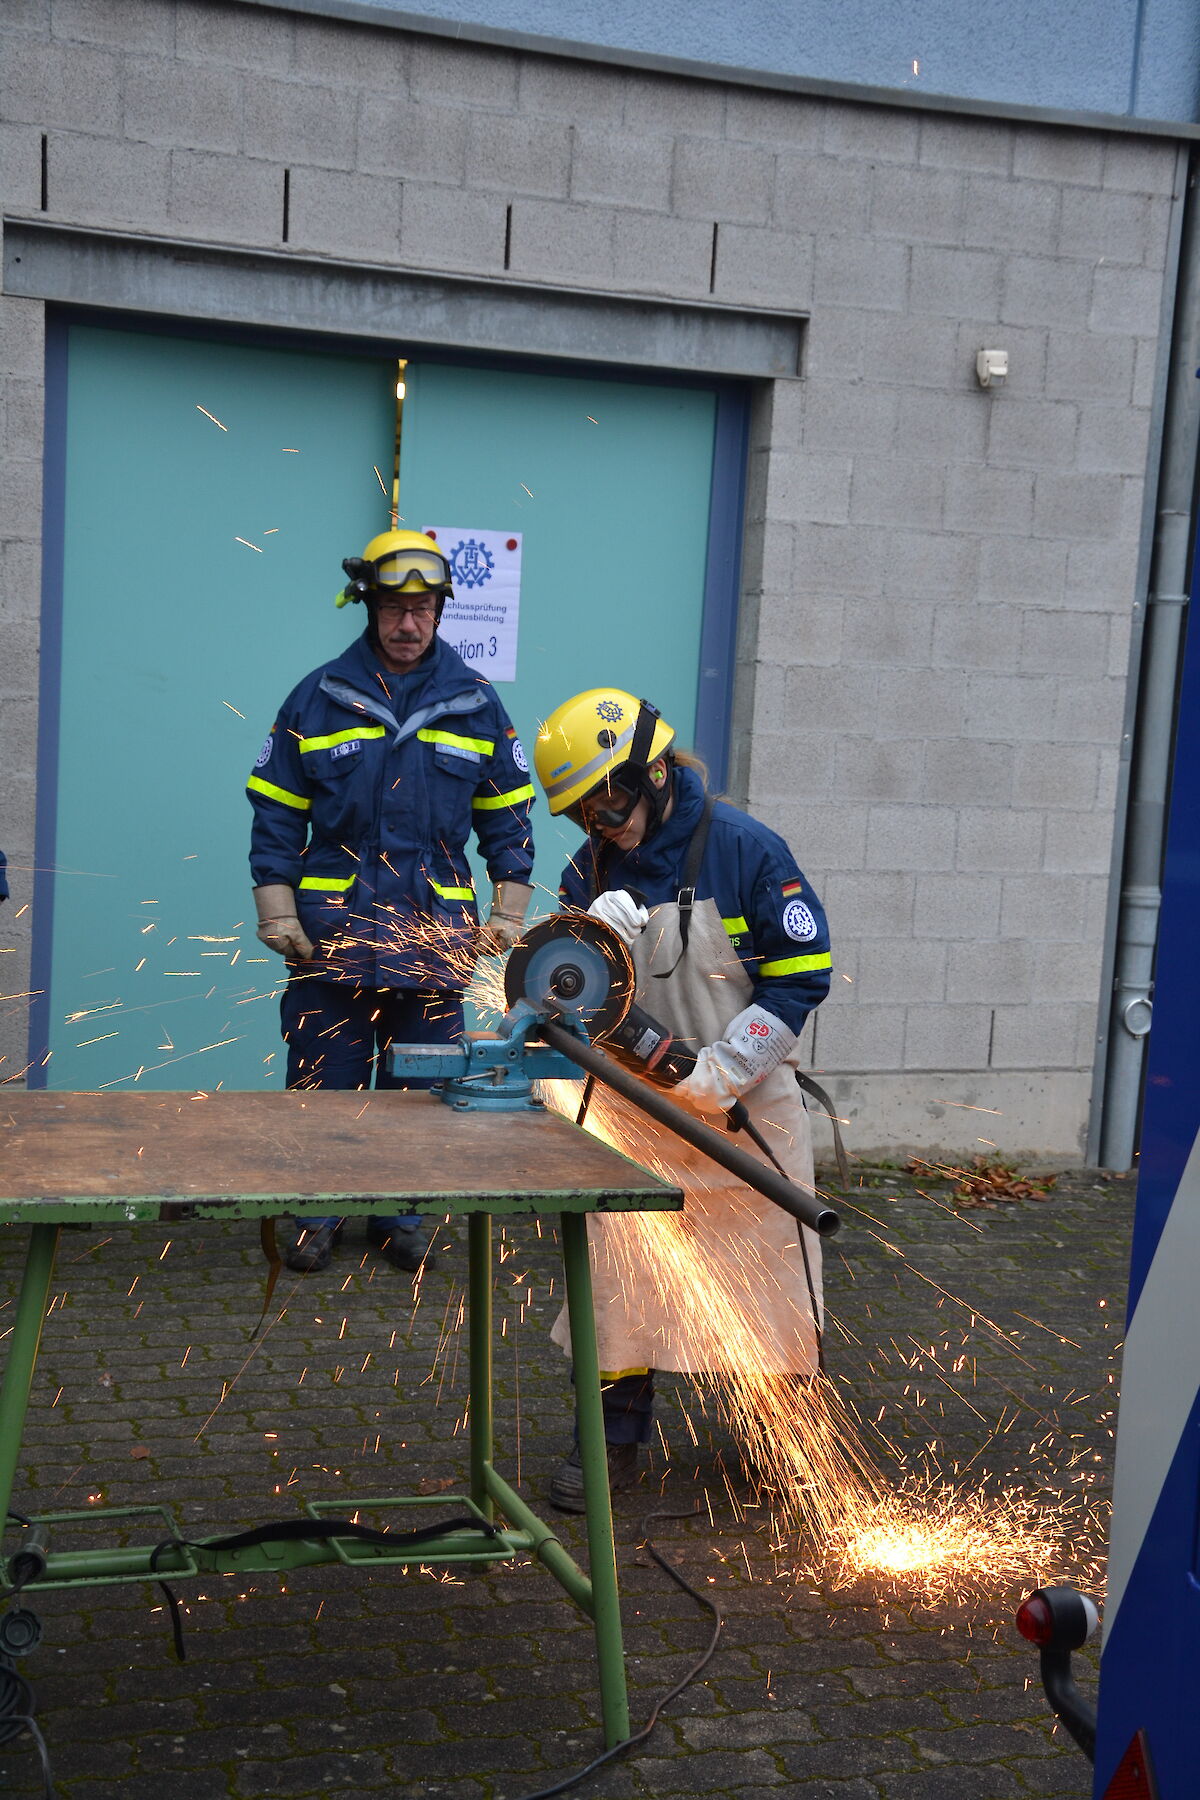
[248,529,535,1273]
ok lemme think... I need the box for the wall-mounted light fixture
[976,348,1008,388]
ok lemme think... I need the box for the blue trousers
[568,1368,657,1446]
[281,979,463,1232]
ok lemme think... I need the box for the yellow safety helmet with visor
[535,688,676,833]
[337,528,453,613]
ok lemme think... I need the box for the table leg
[560,1210,630,1748]
[468,1212,493,1522]
[0,1223,60,1536]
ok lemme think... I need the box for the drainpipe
[1097,146,1200,1171]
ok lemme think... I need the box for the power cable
[503,1504,723,1800]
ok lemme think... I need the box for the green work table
[0,1089,683,1748]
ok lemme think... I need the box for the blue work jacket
[559,764,831,1037]
[248,631,534,990]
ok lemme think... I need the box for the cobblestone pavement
[0,1156,1129,1799]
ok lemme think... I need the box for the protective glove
[253,884,315,960]
[478,880,535,954]
[673,1003,798,1116]
[587,889,649,947]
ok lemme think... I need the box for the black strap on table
[149,1513,504,1663]
[173,1514,502,1555]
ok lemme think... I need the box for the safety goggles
[565,770,641,833]
[371,547,451,591]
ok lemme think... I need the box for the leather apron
[551,895,823,1375]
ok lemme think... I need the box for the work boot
[284,1221,341,1274]
[548,1442,639,1513]
[367,1222,436,1273]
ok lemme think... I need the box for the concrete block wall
[0,0,1183,1156]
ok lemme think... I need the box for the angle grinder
[503,912,840,1240]
[504,914,697,1087]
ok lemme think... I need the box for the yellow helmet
[337,528,452,608]
[535,689,675,822]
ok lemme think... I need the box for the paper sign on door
[426,526,521,683]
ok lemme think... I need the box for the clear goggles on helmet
[371,547,451,591]
[339,547,452,607]
[565,767,642,833]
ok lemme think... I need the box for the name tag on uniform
[330,740,361,760]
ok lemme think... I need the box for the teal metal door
[398,360,718,910]
[35,324,395,1092]
[35,329,729,1091]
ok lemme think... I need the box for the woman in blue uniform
[533,688,832,1510]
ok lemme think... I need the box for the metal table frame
[0,1091,683,1749]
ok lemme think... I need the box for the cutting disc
[505,914,635,1040]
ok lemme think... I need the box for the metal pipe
[560,1208,630,1746]
[467,1213,494,1524]
[539,1018,840,1237]
[480,1464,596,1617]
[1099,145,1200,1170]
[0,1224,60,1539]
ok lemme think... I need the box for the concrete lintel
[809,1070,1093,1165]
[2,220,804,380]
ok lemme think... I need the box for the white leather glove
[253,884,315,960]
[673,1004,798,1115]
[587,890,649,947]
[478,880,535,954]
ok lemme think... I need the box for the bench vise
[388,1000,583,1110]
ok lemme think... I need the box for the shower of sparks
[30,898,1105,1616]
[536,1075,1103,1610]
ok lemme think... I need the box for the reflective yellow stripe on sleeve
[472,784,535,810]
[757,951,833,977]
[429,878,476,901]
[722,915,749,937]
[298,874,356,892]
[247,775,311,811]
[298,726,386,753]
[418,729,495,755]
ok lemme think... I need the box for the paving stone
[0,1170,1124,1799]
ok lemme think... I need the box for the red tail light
[1015,1593,1054,1646]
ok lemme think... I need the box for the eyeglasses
[375,595,438,620]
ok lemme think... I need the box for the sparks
[536,1076,1097,1611]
